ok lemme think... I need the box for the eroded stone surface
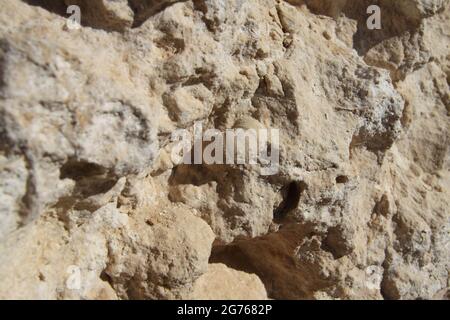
[0,0,448,300]
[191,263,268,300]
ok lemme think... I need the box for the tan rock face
[0,0,448,300]
[191,263,268,300]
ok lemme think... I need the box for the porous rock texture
[0,0,448,300]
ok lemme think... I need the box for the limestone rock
[0,0,448,300]
[191,263,268,300]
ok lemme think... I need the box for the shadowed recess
[273,181,307,223]
[21,0,188,31]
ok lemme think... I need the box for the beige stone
[0,0,448,300]
[191,264,268,300]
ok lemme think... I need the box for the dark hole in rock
[321,226,353,259]
[76,178,118,198]
[60,159,107,181]
[100,270,114,288]
[60,159,118,198]
[373,194,389,216]
[273,181,307,223]
[335,175,349,184]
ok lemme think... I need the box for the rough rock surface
[0,0,448,299]
[190,263,268,299]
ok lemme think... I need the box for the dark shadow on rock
[128,0,186,28]
[210,223,333,299]
[22,0,132,32]
[22,0,67,16]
